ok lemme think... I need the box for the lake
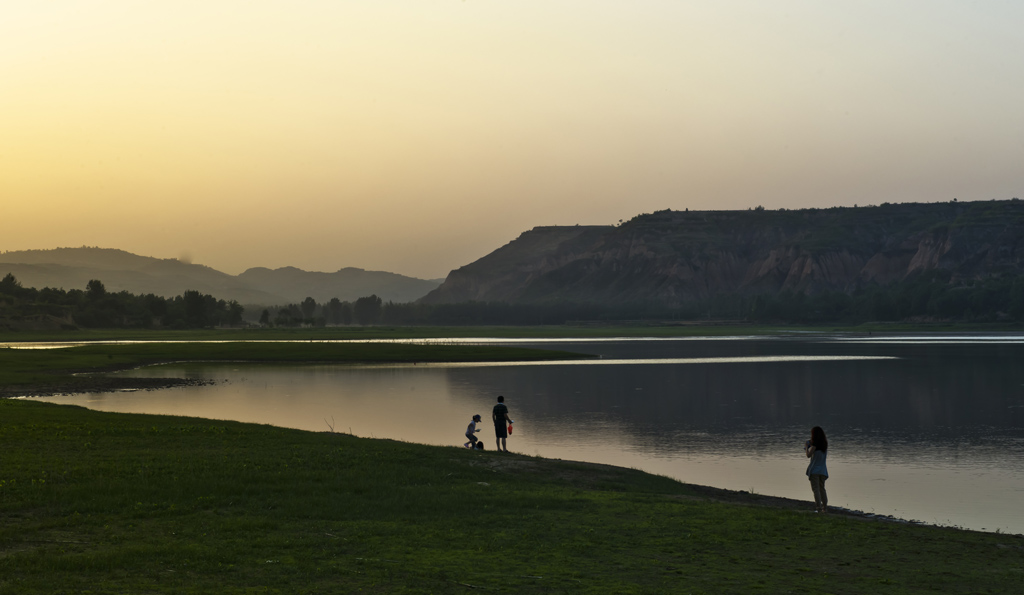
[29,334,1024,534]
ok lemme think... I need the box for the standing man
[492,395,512,452]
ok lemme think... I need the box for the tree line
[260,295,384,327]
[742,270,1024,324]
[268,271,1024,327]
[0,274,244,329]
[261,295,600,327]
[5,270,1023,330]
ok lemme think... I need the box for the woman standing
[805,426,829,513]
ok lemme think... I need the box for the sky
[2,1,1023,280]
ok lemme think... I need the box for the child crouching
[464,414,482,448]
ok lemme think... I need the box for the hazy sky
[3,2,1023,279]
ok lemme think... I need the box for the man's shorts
[494,423,507,439]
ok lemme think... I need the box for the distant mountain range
[420,200,1024,306]
[0,248,442,305]
[9,199,1022,312]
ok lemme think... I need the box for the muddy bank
[480,453,938,529]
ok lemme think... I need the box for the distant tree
[325,297,343,325]
[86,279,106,301]
[353,294,382,325]
[300,296,317,319]
[0,273,20,295]
[182,290,208,327]
[272,304,304,326]
[143,294,167,319]
[226,300,244,326]
[259,309,271,326]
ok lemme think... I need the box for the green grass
[3,321,1022,345]
[0,342,590,392]
[3,324,776,343]
[1,400,1021,594]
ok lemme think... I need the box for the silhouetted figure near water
[492,395,512,452]
[805,426,829,513]
[464,414,482,448]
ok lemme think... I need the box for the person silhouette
[464,414,482,448]
[804,426,829,513]
[492,395,512,452]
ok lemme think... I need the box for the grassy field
[1,399,1022,594]
[3,324,784,343]
[2,326,1022,592]
[2,320,1021,345]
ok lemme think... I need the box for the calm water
[29,335,1024,534]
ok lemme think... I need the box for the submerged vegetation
[0,341,589,397]
[1,399,1021,593]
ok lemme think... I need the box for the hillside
[0,248,440,305]
[421,200,1024,306]
[237,265,440,304]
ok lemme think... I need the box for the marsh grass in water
[0,342,591,395]
[1,399,1022,593]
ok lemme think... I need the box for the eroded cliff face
[419,201,1024,305]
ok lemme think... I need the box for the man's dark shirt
[492,402,509,425]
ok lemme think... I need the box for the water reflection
[29,335,1024,534]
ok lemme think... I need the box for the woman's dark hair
[811,426,828,452]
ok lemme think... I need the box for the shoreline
[0,341,592,397]
[15,375,982,536]
[4,341,1018,538]
[0,375,214,399]
[3,399,1021,592]
[467,451,963,533]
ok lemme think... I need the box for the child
[464,414,482,448]
[474,440,486,451]
[804,426,829,513]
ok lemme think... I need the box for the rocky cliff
[420,200,1024,306]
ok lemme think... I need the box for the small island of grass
[0,341,592,398]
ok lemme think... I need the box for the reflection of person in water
[492,395,512,452]
[804,426,829,513]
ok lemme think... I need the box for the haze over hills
[0,248,442,306]
[420,200,1024,306]
[7,199,1022,315]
